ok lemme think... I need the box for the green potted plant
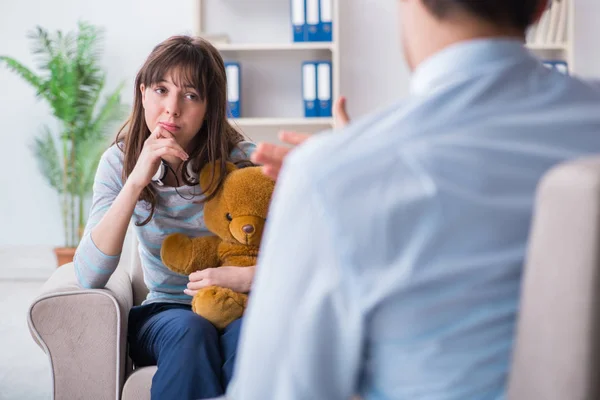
[1,21,128,266]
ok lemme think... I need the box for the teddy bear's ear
[199,160,238,192]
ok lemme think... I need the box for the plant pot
[54,247,76,267]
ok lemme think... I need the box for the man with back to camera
[220,0,600,399]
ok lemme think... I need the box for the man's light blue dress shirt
[228,39,600,399]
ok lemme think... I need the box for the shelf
[526,43,569,51]
[215,42,334,52]
[197,0,342,125]
[229,117,334,127]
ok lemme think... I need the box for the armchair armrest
[28,262,133,400]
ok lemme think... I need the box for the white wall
[0,0,598,252]
[573,0,600,79]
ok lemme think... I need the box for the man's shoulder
[565,76,600,102]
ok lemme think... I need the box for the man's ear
[532,0,550,25]
[199,160,237,191]
[140,84,146,109]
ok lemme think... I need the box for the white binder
[306,0,319,41]
[302,62,317,117]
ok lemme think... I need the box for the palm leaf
[28,26,56,71]
[76,22,104,66]
[44,54,69,124]
[88,83,128,140]
[75,136,111,196]
[0,56,47,100]
[80,76,105,135]
[74,24,105,128]
[74,88,128,194]
[31,126,64,192]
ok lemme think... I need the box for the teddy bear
[160,160,275,329]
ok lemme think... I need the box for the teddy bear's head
[199,161,275,247]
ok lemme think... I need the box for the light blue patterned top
[229,39,600,399]
[73,141,255,305]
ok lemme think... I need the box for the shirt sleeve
[227,156,363,400]
[231,140,256,162]
[73,147,124,289]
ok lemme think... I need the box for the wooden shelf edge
[229,117,334,127]
[526,43,569,50]
[214,42,335,52]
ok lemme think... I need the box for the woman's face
[140,68,207,163]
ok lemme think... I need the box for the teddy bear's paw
[160,233,193,275]
[192,286,247,330]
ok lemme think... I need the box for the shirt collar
[410,38,532,96]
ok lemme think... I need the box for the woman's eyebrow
[157,79,196,90]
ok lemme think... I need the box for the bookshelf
[195,0,340,143]
[525,0,575,73]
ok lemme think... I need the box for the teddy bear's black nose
[242,224,255,234]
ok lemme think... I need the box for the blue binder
[319,0,333,42]
[306,0,320,42]
[291,0,306,42]
[302,62,318,117]
[225,62,241,118]
[316,61,332,117]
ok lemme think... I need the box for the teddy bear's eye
[226,213,233,221]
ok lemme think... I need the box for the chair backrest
[126,229,148,307]
[508,157,600,400]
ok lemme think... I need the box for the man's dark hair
[421,0,544,31]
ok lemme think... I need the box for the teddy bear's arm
[161,234,221,276]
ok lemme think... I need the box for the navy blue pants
[127,303,243,400]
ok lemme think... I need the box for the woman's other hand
[251,131,309,180]
[184,266,256,296]
[251,96,351,180]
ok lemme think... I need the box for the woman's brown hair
[115,35,246,225]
